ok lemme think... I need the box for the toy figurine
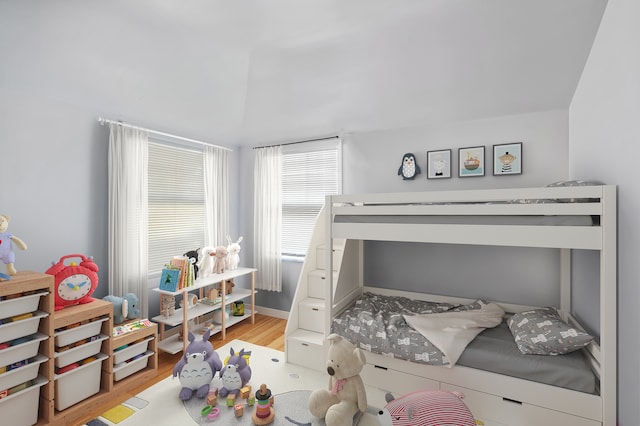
[0,214,27,275]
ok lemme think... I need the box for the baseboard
[255,305,289,319]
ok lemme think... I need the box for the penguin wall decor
[398,153,421,180]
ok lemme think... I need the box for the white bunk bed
[324,185,616,426]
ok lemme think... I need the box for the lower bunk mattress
[331,292,596,394]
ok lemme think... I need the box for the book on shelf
[113,318,154,337]
[159,267,181,292]
[170,256,189,289]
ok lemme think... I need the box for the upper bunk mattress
[334,214,596,226]
[331,292,596,394]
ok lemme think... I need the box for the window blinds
[281,139,341,257]
[148,142,205,274]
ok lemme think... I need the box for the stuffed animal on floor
[172,330,222,401]
[218,347,252,397]
[374,389,476,426]
[309,334,367,426]
[213,245,228,274]
[0,214,27,275]
[102,293,140,324]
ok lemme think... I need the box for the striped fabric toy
[377,389,475,426]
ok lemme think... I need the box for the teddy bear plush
[0,214,27,275]
[213,245,228,274]
[309,334,368,426]
[173,329,223,400]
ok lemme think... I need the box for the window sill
[282,255,305,263]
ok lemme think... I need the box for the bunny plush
[225,236,243,270]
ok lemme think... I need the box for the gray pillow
[507,307,593,355]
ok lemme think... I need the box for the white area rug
[87,339,389,426]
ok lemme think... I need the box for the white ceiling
[0,0,607,146]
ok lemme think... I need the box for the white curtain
[108,123,149,318]
[203,145,229,247]
[253,146,282,291]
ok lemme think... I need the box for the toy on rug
[213,245,228,274]
[252,383,275,425]
[0,214,27,276]
[173,329,222,401]
[374,389,475,426]
[219,347,252,397]
[197,246,216,279]
[102,293,140,325]
[184,249,200,280]
[309,334,367,426]
[225,235,243,270]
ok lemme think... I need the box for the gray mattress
[331,292,596,394]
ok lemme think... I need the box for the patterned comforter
[331,292,488,366]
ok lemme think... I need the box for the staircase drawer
[299,298,325,333]
[288,335,324,372]
[308,270,336,299]
[316,246,343,271]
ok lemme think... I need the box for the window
[281,138,342,258]
[147,141,205,274]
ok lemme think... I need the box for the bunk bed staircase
[284,207,361,372]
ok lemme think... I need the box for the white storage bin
[113,351,153,381]
[362,362,439,395]
[298,298,325,333]
[113,336,153,365]
[0,292,47,320]
[0,312,48,345]
[308,270,336,299]
[316,245,343,271]
[0,333,47,368]
[54,334,108,368]
[55,316,108,347]
[0,376,47,426]
[0,354,47,392]
[54,352,107,411]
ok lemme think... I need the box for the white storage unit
[54,353,108,410]
[54,334,109,368]
[0,272,53,426]
[298,298,325,333]
[54,316,109,347]
[113,350,153,381]
[0,376,48,426]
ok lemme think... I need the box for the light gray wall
[569,0,640,423]
[244,110,575,312]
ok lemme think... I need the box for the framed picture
[493,142,522,175]
[427,149,452,179]
[458,146,485,177]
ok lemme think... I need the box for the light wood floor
[78,314,286,425]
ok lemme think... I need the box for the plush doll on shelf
[219,347,252,397]
[309,334,367,426]
[184,249,200,280]
[213,245,228,274]
[373,390,475,426]
[225,235,243,270]
[102,293,140,324]
[173,329,223,401]
[198,246,216,279]
[0,214,27,276]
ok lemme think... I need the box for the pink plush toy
[376,389,475,426]
[213,245,228,274]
